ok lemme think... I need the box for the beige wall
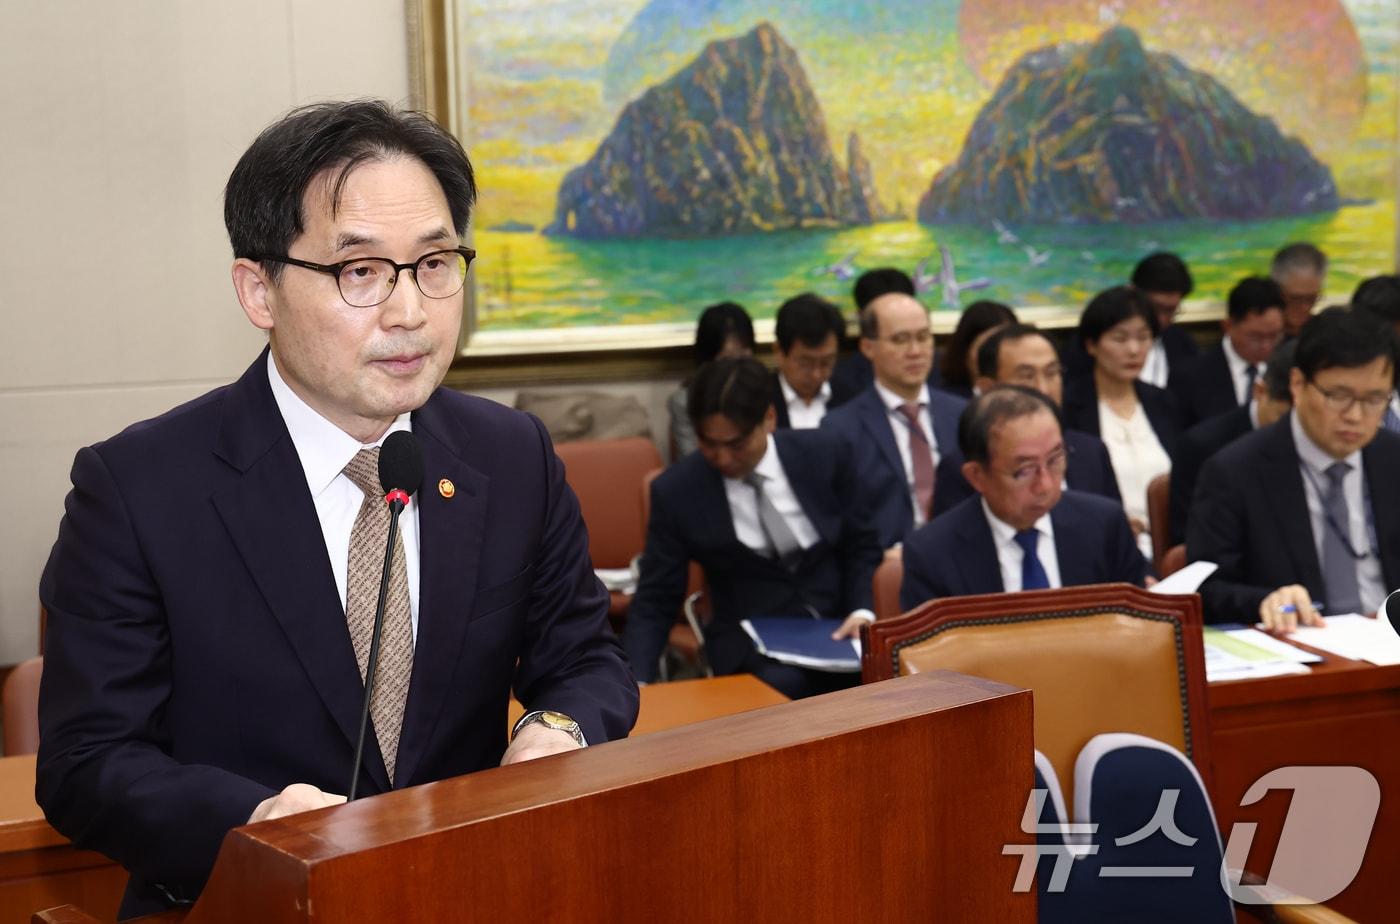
[0,1,415,662]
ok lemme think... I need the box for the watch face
[540,711,577,731]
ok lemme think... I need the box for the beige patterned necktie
[343,447,414,785]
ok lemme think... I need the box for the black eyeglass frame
[250,246,477,307]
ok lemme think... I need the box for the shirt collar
[779,373,831,408]
[725,433,782,487]
[981,497,1055,546]
[874,379,930,414]
[1221,336,1257,380]
[1290,409,1360,475]
[267,353,413,498]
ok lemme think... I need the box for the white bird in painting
[1024,245,1052,267]
[813,251,858,281]
[1081,250,1097,263]
[992,218,1020,245]
[913,257,937,294]
[935,244,993,308]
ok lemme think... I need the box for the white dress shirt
[873,380,940,528]
[982,500,1063,592]
[779,375,831,429]
[1290,414,1384,614]
[267,355,422,639]
[1139,339,1169,388]
[1098,400,1171,559]
[1221,337,1264,406]
[723,435,875,623]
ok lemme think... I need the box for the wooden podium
[38,671,1034,923]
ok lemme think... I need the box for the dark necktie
[343,447,415,784]
[1014,529,1051,590]
[1319,461,1362,615]
[1243,364,1258,408]
[744,471,803,565]
[896,403,935,520]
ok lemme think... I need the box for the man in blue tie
[900,386,1148,610]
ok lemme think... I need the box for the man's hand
[501,722,582,765]
[831,613,873,640]
[248,783,346,824]
[1258,584,1324,634]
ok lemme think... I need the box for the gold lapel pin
[438,478,455,498]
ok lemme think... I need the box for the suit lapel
[1263,420,1323,590]
[952,503,1003,594]
[775,433,839,546]
[392,393,491,788]
[771,377,792,429]
[1050,500,1092,586]
[856,390,904,485]
[210,352,390,790]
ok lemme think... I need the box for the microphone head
[378,431,425,497]
[1383,589,1400,638]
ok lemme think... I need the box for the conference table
[5,663,1397,922]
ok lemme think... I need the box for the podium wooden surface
[1208,646,1400,924]
[40,671,1035,924]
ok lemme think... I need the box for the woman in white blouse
[1062,286,1183,556]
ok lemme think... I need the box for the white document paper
[1288,614,1400,666]
[1150,560,1218,595]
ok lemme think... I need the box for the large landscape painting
[435,0,1397,344]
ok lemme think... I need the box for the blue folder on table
[740,616,862,672]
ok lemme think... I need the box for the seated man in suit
[933,323,1121,514]
[1189,307,1400,630]
[1170,276,1285,428]
[772,292,847,429]
[1168,340,1295,545]
[37,101,638,916]
[623,357,882,699]
[822,292,967,548]
[901,386,1148,610]
[828,267,949,402]
[1271,242,1327,339]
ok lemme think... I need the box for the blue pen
[1277,601,1325,615]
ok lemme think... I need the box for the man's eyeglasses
[253,247,476,308]
[996,450,1068,485]
[1306,380,1391,416]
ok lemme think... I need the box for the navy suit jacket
[37,352,638,915]
[1168,405,1252,546]
[932,428,1122,516]
[622,428,881,682]
[1061,375,1183,461]
[1169,341,1240,428]
[900,491,1149,610]
[820,386,967,548]
[1187,416,1400,623]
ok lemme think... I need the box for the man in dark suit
[1168,340,1295,545]
[828,267,946,402]
[822,292,967,548]
[1170,276,1285,428]
[771,292,848,429]
[623,358,882,698]
[901,387,1147,610]
[933,324,1120,514]
[1189,307,1400,630]
[37,101,638,917]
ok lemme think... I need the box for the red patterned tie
[897,403,935,520]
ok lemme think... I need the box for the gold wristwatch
[512,709,586,747]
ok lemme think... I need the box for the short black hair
[1293,306,1396,380]
[858,292,926,340]
[1262,339,1297,403]
[1131,252,1194,297]
[1271,242,1328,279]
[1227,276,1285,321]
[225,100,477,282]
[1353,274,1400,324]
[957,385,1062,466]
[1078,286,1157,348]
[692,302,755,367]
[941,300,1018,387]
[686,357,774,433]
[775,293,845,352]
[852,267,915,311]
[977,323,1054,378]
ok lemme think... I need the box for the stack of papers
[1202,625,1321,682]
[1288,615,1400,666]
[741,617,861,672]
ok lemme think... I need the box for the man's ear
[962,460,989,496]
[232,258,276,332]
[859,336,875,361]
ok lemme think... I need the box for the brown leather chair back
[1146,473,1171,573]
[3,656,42,756]
[872,556,904,622]
[1161,544,1187,578]
[861,584,1211,808]
[557,437,662,568]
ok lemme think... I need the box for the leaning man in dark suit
[37,101,638,917]
[901,386,1148,610]
[1188,307,1400,631]
[623,357,883,699]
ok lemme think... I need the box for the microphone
[1383,589,1400,639]
[349,431,424,801]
